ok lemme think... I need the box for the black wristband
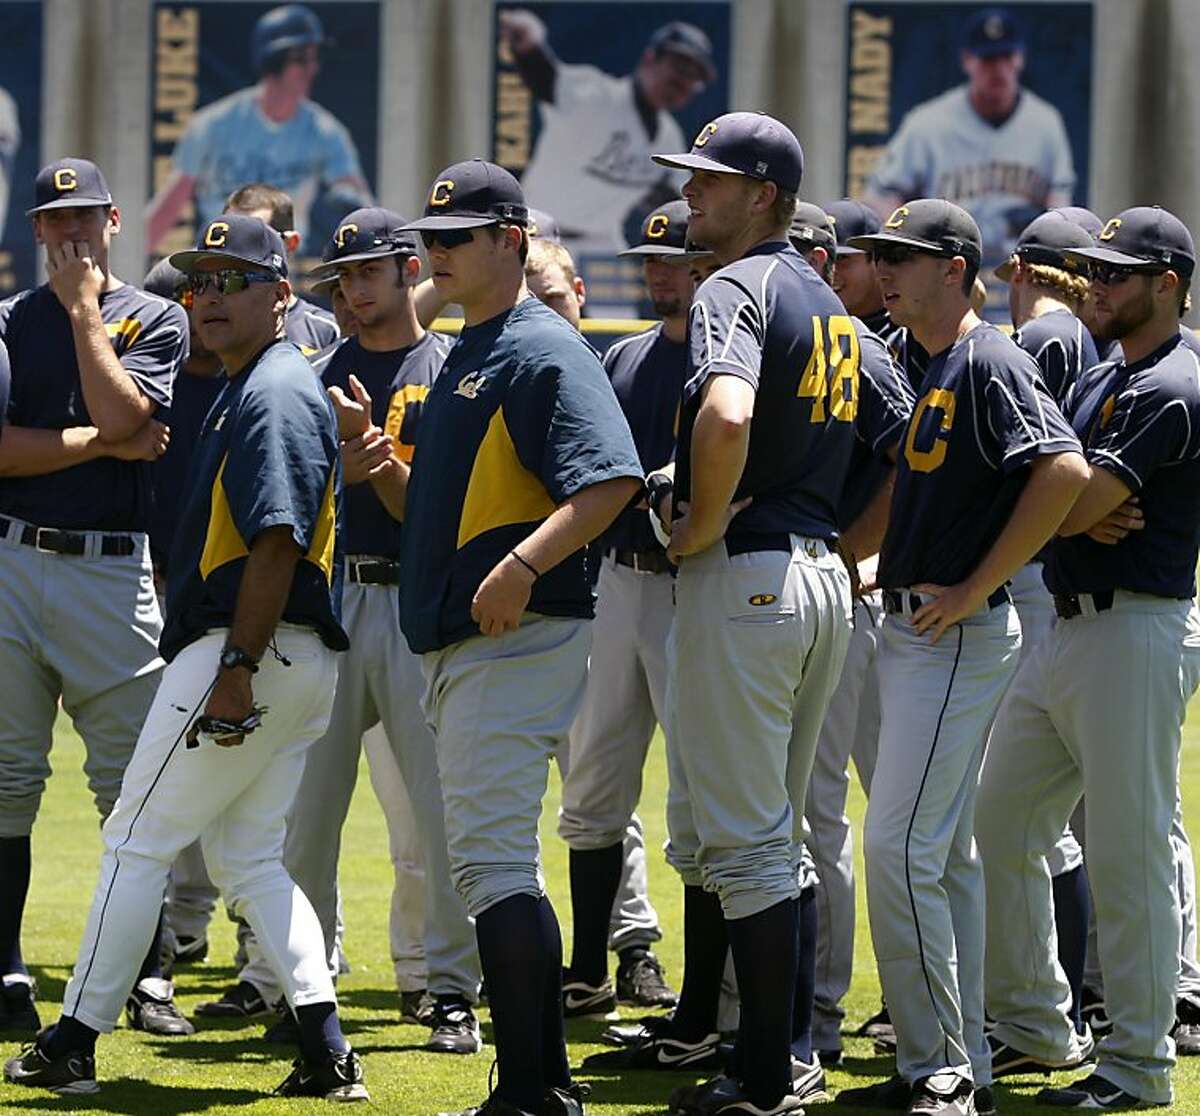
[219,645,260,674]
[510,550,540,579]
[646,472,673,516]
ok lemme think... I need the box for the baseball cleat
[561,972,618,1019]
[172,934,209,965]
[988,1032,1094,1078]
[835,1073,910,1109]
[274,1047,369,1102]
[908,1071,975,1114]
[616,950,679,1008]
[790,1055,828,1102]
[426,995,482,1054]
[601,1012,674,1046]
[974,1086,996,1116]
[125,977,194,1036]
[4,1033,99,1095]
[1173,1021,1200,1055]
[582,1028,723,1071]
[668,1074,804,1115]
[1034,1072,1163,1108]
[194,979,272,1018]
[857,1003,896,1040]
[400,988,436,1026]
[816,1047,842,1067]
[1079,989,1112,1039]
[0,978,40,1034]
[440,1083,588,1116]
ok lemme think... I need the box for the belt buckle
[34,526,60,555]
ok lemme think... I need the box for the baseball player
[783,204,916,1075]
[233,206,482,1055]
[976,207,1200,1109]
[520,230,676,1016]
[836,199,1087,1116]
[863,8,1075,311]
[0,158,188,1037]
[498,9,714,254]
[553,201,692,1019]
[649,112,856,1116]
[146,3,371,254]
[4,213,368,1100]
[397,159,642,1116]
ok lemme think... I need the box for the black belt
[346,557,401,586]
[0,516,135,558]
[725,532,794,557]
[611,548,672,574]
[1053,591,1115,620]
[882,584,1011,615]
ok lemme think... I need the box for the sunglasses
[421,228,477,251]
[188,269,279,297]
[868,243,939,266]
[1088,262,1164,286]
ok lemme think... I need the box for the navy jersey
[0,283,186,531]
[598,324,686,553]
[149,369,225,574]
[1012,308,1098,404]
[161,339,347,662]
[879,322,1081,589]
[286,296,338,356]
[675,241,857,546]
[400,298,643,655]
[838,319,916,530]
[315,331,449,558]
[1045,334,1200,599]
[863,305,929,392]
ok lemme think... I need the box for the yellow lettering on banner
[495,73,532,169]
[904,388,956,473]
[848,10,892,137]
[845,145,886,198]
[153,9,199,144]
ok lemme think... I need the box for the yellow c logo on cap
[204,221,230,248]
[884,206,909,230]
[335,223,358,249]
[430,180,455,207]
[1099,218,1122,242]
[54,168,77,192]
[693,121,718,148]
[646,214,670,239]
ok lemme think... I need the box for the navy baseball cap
[788,202,837,254]
[1063,206,1196,277]
[27,158,112,215]
[1051,206,1104,240]
[253,4,329,71]
[527,208,561,241]
[823,199,881,256]
[169,214,289,277]
[848,199,982,263]
[994,211,1096,281]
[403,160,528,232]
[143,258,189,302]
[653,111,804,195]
[620,200,691,257]
[964,8,1024,57]
[648,21,717,83]
[309,207,418,277]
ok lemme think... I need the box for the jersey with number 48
[675,241,860,546]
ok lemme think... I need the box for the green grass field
[7,708,1200,1115]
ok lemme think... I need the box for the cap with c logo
[1060,206,1196,277]
[846,197,983,263]
[402,160,528,233]
[308,207,419,277]
[27,158,113,216]
[619,199,691,257]
[652,111,804,196]
[168,214,289,277]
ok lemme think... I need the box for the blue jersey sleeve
[222,373,336,552]
[119,299,189,408]
[854,323,915,457]
[506,336,643,503]
[688,274,765,393]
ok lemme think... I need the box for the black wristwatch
[219,646,260,674]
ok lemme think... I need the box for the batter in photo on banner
[844,1,1093,321]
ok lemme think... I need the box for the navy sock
[536,895,571,1091]
[791,885,817,1063]
[670,885,729,1042]
[475,893,550,1112]
[43,1015,98,1057]
[296,1001,349,1061]
[1053,864,1090,1035]
[0,835,31,976]
[727,898,798,1110]
[567,843,622,985]
[136,908,167,982]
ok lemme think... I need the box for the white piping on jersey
[602,324,660,369]
[685,260,779,392]
[1091,389,1195,488]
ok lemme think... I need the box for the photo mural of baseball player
[147,2,376,275]
[492,0,730,315]
[845,3,1093,321]
[0,2,42,296]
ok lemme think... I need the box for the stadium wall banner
[844,0,1093,321]
[147,0,380,290]
[0,1,42,297]
[492,0,731,317]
